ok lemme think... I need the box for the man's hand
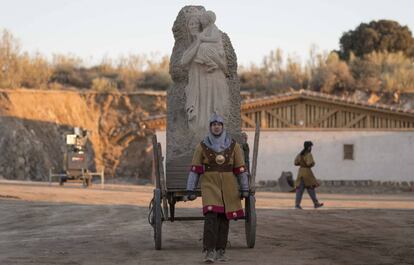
[240,190,249,199]
[187,190,197,201]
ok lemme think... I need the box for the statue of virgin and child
[181,8,230,130]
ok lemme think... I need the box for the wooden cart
[148,125,260,250]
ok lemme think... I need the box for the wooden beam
[250,124,260,193]
[296,101,306,126]
[337,111,344,127]
[299,96,414,119]
[241,114,256,128]
[261,110,268,128]
[242,102,299,114]
[309,109,338,127]
[366,114,371,128]
[265,110,296,128]
[241,95,298,111]
[344,114,366,128]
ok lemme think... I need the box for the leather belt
[204,164,233,172]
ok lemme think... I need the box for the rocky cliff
[0,89,166,182]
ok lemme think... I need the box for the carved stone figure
[167,5,241,161]
[181,9,229,130]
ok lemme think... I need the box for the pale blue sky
[0,0,413,66]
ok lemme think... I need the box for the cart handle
[250,123,260,193]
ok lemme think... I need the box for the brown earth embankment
[0,89,166,181]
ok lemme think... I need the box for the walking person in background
[294,141,324,209]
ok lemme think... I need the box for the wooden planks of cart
[148,125,260,250]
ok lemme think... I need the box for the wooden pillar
[338,110,344,128]
[366,114,371,128]
[296,101,306,127]
[261,110,268,128]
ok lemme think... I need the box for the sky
[0,0,413,66]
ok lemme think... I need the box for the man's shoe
[203,249,216,263]
[295,205,303,210]
[314,202,324,209]
[215,249,228,262]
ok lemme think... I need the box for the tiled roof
[242,89,414,115]
[143,90,414,124]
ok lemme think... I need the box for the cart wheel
[245,194,256,248]
[153,188,162,250]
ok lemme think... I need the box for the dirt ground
[0,180,413,265]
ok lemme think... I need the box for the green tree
[339,20,414,60]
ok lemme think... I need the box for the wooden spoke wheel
[153,188,163,250]
[244,194,256,248]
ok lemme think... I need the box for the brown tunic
[294,152,319,188]
[191,140,246,220]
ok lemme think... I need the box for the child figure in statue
[194,10,227,73]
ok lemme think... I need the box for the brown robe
[294,152,319,188]
[191,141,246,220]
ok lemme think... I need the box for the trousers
[203,212,229,251]
[295,178,319,206]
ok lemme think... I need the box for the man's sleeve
[186,144,204,191]
[190,144,204,172]
[233,143,247,172]
[233,143,249,191]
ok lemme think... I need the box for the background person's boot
[314,202,324,208]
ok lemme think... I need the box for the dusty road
[0,181,413,265]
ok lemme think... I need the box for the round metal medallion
[215,154,225,165]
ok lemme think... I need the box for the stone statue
[167,5,241,161]
[181,9,229,130]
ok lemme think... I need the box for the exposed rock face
[0,89,166,181]
[167,5,241,163]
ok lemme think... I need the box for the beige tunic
[191,141,245,219]
[294,152,319,188]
